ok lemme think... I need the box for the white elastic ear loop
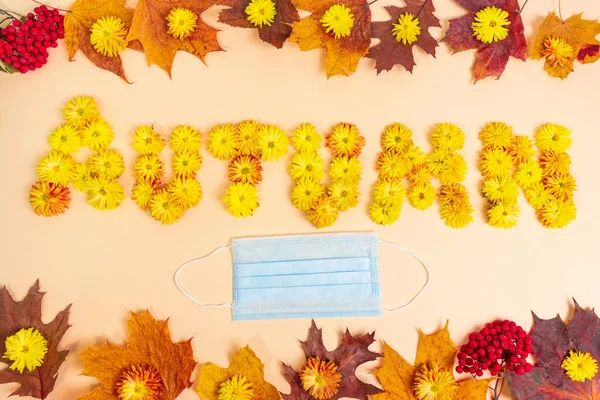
[379,239,431,313]
[174,246,233,309]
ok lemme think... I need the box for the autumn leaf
[216,0,299,48]
[281,320,381,400]
[367,0,440,74]
[0,280,71,399]
[196,345,280,400]
[372,323,491,400]
[65,0,142,81]
[79,310,196,400]
[443,0,527,81]
[505,299,600,399]
[289,0,371,78]
[531,12,600,79]
[126,0,222,76]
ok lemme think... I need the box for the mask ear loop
[379,239,431,313]
[174,246,233,309]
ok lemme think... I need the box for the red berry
[18,65,29,73]
[50,41,57,48]
[12,61,21,69]
[456,366,463,374]
[476,369,483,377]
[40,5,48,12]
[13,19,21,27]
[516,366,525,375]
[525,363,533,372]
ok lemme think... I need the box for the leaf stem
[415,0,430,18]
[558,0,563,20]
[368,0,379,5]
[31,0,70,13]
[516,0,530,16]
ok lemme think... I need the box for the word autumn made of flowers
[1,0,599,80]
[2,281,600,400]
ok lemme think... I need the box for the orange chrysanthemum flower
[29,181,71,217]
[115,364,164,400]
[300,357,342,400]
[228,155,263,185]
[539,150,571,176]
[326,123,365,158]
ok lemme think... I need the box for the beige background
[1,0,599,398]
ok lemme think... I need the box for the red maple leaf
[367,0,440,74]
[443,0,527,81]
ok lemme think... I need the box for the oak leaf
[443,0,527,81]
[367,0,440,74]
[65,0,142,81]
[216,0,299,48]
[289,0,371,78]
[371,323,491,400]
[126,0,222,76]
[196,345,280,399]
[281,320,381,400]
[531,12,600,79]
[505,299,600,399]
[0,280,71,399]
[79,310,196,400]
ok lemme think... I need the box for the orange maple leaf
[289,0,371,78]
[78,310,196,400]
[126,0,222,76]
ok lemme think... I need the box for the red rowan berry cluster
[0,5,64,74]
[456,319,533,377]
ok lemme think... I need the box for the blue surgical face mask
[175,232,430,321]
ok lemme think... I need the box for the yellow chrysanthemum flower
[168,177,202,210]
[86,177,125,211]
[307,195,339,229]
[439,153,467,185]
[81,118,115,151]
[413,363,457,400]
[536,123,572,153]
[3,328,48,373]
[292,123,321,153]
[320,4,354,39]
[258,124,288,161]
[545,172,577,201]
[514,159,543,189]
[89,16,127,57]
[525,182,553,210]
[425,149,450,177]
[543,37,574,68]
[245,0,277,28]
[472,6,510,44]
[37,151,76,185]
[408,182,436,210]
[116,364,163,400]
[480,149,513,178]
[229,155,263,185]
[289,151,324,182]
[292,178,325,211]
[223,182,259,218]
[409,163,432,184]
[63,96,100,128]
[370,201,401,226]
[237,120,261,157]
[218,375,254,400]
[172,151,202,179]
[381,123,413,154]
[373,178,405,206]
[482,176,519,203]
[170,125,201,154]
[150,189,185,225]
[440,183,470,207]
[134,154,164,183]
[72,162,92,192]
[330,156,362,184]
[88,148,125,180]
[166,7,198,40]
[392,12,421,45]
[488,201,520,229]
[131,180,156,210]
[440,201,474,229]
[48,124,82,154]
[431,123,465,152]
[208,124,240,161]
[509,135,536,166]
[30,181,71,217]
[561,350,598,383]
[540,197,576,229]
[479,122,513,150]
[300,356,342,400]
[404,145,426,171]
[326,123,364,158]
[539,150,571,176]
[328,181,359,211]
[378,151,409,180]
[133,126,166,155]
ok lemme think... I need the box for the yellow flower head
[208,124,240,161]
[536,123,572,153]
[408,182,436,210]
[134,154,164,184]
[3,328,48,373]
[482,176,519,203]
[63,96,100,128]
[545,172,577,201]
[425,149,450,177]
[561,350,598,382]
[218,375,254,400]
[229,155,263,185]
[30,181,71,217]
[409,163,432,184]
[86,177,125,211]
[326,123,364,158]
[479,122,513,150]
[115,364,164,400]
[223,182,259,218]
[404,145,426,171]
[258,124,289,161]
[381,123,413,154]
[370,201,401,226]
[328,180,359,211]
[539,150,571,176]
[392,12,421,45]
[168,177,202,210]
[237,120,261,157]
[292,123,321,153]
[413,363,457,400]
[431,123,465,152]
[378,151,409,180]
[525,182,553,210]
[73,162,93,192]
[300,357,342,400]
[37,151,76,185]
[373,178,405,206]
[439,153,467,185]
[330,156,362,184]
[480,149,513,178]
[440,183,470,207]
[151,189,185,225]
[166,7,198,40]
[307,195,339,229]
[540,197,576,229]
[133,126,166,155]
[292,178,325,211]
[49,124,82,154]
[88,148,125,180]
[172,151,203,179]
[89,16,127,57]
[320,4,354,39]
[245,0,277,28]
[514,159,543,189]
[131,180,157,210]
[488,201,520,229]
[81,118,115,151]
[509,135,536,165]
[543,37,574,68]
[472,6,510,44]
[440,201,474,229]
[170,125,202,154]
[289,151,324,182]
